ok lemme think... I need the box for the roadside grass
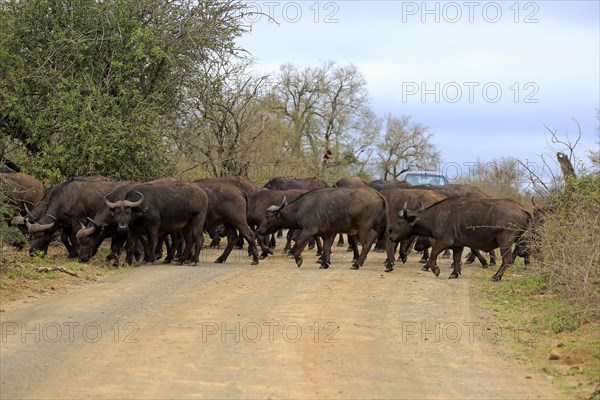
[476,263,600,400]
[0,239,122,305]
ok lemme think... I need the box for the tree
[174,59,271,177]
[376,114,440,180]
[462,157,526,200]
[271,61,376,179]
[0,0,249,184]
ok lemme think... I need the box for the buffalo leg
[449,247,464,279]
[422,241,451,277]
[336,234,344,247]
[290,229,319,268]
[319,235,335,269]
[352,229,378,269]
[233,224,260,265]
[385,238,396,272]
[214,225,238,264]
[470,248,489,268]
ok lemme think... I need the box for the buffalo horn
[267,196,288,212]
[122,191,144,208]
[11,215,25,226]
[104,193,119,209]
[76,223,97,240]
[27,219,55,233]
[402,202,408,218]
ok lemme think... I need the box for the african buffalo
[1,172,44,217]
[194,181,259,265]
[389,197,531,280]
[368,179,412,191]
[26,177,123,257]
[264,177,328,190]
[104,181,208,265]
[75,178,177,264]
[247,188,309,258]
[196,176,257,249]
[378,188,446,269]
[258,187,388,270]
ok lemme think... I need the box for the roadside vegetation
[478,164,600,400]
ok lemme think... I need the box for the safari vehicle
[401,170,448,186]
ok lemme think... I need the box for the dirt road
[1,247,560,399]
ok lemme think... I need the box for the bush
[535,171,600,326]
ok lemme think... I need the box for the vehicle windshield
[404,173,447,186]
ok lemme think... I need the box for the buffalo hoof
[464,260,474,265]
[419,258,427,264]
[432,267,441,277]
[295,258,303,268]
[214,257,224,264]
[481,263,489,269]
[319,264,330,269]
[374,248,384,253]
[308,243,315,250]
[441,254,450,260]
[385,266,393,272]
[259,253,268,260]
[491,275,502,282]
[315,251,322,257]
[190,261,198,267]
[336,242,344,247]
[346,246,354,252]
[250,260,259,265]
[209,244,220,249]
[350,265,359,270]
[490,260,497,266]
[448,273,459,279]
[420,265,429,272]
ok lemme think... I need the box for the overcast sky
[237,0,599,178]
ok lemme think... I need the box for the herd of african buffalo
[2,172,539,281]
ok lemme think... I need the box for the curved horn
[104,193,119,209]
[11,215,25,226]
[402,202,408,218]
[267,196,288,212]
[122,191,144,208]
[76,223,97,240]
[87,217,99,227]
[279,196,287,210]
[418,201,424,211]
[28,220,55,233]
[24,203,32,217]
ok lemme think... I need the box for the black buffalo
[247,188,309,257]
[389,197,531,281]
[264,177,328,190]
[75,178,177,264]
[378,188,446,270]
[258,187,388,270]
[26,177,122,257]
[368,179,412,191]
[194,181,260,265]
[104,181,208,265]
